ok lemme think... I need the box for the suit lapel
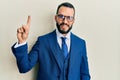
[48,30,64,71]
[68,33,80,71]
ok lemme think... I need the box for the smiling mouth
[60,25,68,29]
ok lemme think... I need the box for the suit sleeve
[80,41,91,80]
[11,39,39,73]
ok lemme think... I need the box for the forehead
[58,6,74,16]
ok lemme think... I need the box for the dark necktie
[61,37,68,58]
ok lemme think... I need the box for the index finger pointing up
[27,15,31,27]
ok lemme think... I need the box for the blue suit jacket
[12,30,90,80]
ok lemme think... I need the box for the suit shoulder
[37,30,55,40]
[71,33,85,42]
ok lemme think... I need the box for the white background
[0,0,120,80]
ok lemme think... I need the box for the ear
[72,18,75,24]
[55,15,57,22]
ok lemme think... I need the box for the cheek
[69,22,74,26]
[55,17,62,24]
[57,20,63,25]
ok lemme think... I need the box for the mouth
[61,24,68,27]
[60,23,69,27]
[60,24,69,30]
[56,22,72,34]
[60,23,69,28]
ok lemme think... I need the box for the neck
[62,33,67,36]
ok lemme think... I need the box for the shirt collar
[56,29,71,40]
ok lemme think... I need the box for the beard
[56,22,72,34]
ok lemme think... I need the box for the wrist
[18,40,26,44]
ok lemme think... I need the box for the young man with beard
[11,2,91,80]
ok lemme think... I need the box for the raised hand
[17,16,31,44]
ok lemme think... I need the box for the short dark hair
[56,2,75,16]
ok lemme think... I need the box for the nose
[63,17,68,24]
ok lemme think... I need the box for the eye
[67,16,74,21]
[57,14,64,19]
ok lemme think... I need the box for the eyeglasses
[57,14,74,22]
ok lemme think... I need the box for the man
[12,2,91,80]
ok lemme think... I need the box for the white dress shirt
[56,29,71,53]
[14,41,27,48]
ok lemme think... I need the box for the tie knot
[61,37,67,42]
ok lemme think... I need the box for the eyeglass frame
[56,14,74,22]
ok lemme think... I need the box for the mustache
[60,23,69,27]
